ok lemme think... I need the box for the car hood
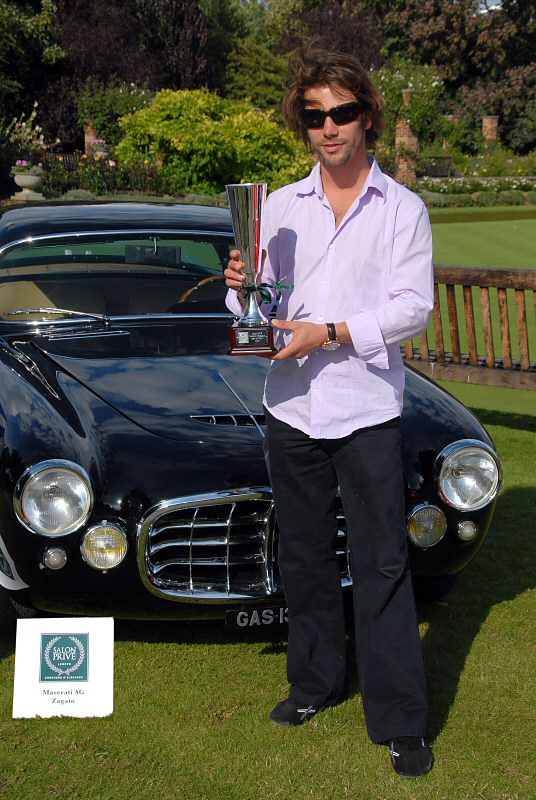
[31,321,269,440]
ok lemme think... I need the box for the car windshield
[0,232,232,320]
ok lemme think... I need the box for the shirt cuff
[346,310,389,369]
[225,288,243,316]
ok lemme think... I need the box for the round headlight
[14,461,93,536]
[437,440,501,512]
[407,504,447,549]
[81,522,128,570]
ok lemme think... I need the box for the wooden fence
[404,265,536,390]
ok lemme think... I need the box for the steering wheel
[177,275,225,304]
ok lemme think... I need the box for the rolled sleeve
[346,310,389,369]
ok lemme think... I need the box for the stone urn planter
[11,171,45,201]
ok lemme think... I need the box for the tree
[223,36,289,110]
[36,0,210,149]
[0,0,63,119]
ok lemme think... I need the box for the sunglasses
[301,101,365,129]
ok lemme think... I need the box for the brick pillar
[84,125,96,155]
[482,116,499,142]
[395,118,419,184]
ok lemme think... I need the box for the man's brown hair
[283,43,384,148]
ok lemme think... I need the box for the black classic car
[0,202,502,632]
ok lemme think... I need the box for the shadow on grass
[469,408,536,435]
[420,485,535,741]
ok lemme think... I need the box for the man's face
[303,83,370,170]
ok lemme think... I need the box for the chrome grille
[137,488,352,601]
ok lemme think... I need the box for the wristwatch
[321,322,341,351]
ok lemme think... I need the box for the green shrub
[465,146,536,177]
[471,191,504,207]
[417,190,449,208]
[523,190,536,205]
[498,190,525,206]
[372,59,445,148]
[418,191,474,208]
[115,89,312,194]
[42,157,79,195]
[77,81,153,148]
[60,189,97,201]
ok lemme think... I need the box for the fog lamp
[407,504,447,549]
[43,547,68,570]
[457,520,478,542]
[81,522,127,570]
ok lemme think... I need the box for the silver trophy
[226,182,276,355]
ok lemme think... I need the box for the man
[225,45,434,779]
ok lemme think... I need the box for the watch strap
[326,322,338,343]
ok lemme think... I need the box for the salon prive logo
[40,634,88,681]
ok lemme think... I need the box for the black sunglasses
[301,101,365,129]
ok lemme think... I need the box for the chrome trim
[137,488,274,602]
[80,520,128,570]
[137,488,352,602]
[217,372,265,439]
[406,502,447,549]
[190,414,266,427]
[0,228,233,257]
[434,438,502,511]
[13,459,93,536]
[0,312,235,329]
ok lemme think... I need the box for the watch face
[322,341,341,351]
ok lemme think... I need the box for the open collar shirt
[226,159,434,439]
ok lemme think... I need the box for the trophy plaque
[226,183,277,356]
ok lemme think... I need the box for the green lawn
[0,381,535,800]
[432,218,536,269]
[424,213,536,361]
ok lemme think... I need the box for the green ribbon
[240,276,293,305]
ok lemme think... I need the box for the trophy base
[228,320,277,356]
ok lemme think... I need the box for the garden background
[0,0,535,203]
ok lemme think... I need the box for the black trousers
[264,409,428,743]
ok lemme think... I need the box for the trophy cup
[226,183,278,356]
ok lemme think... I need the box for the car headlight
[407,504,447,549]
[14,460,93,536]
[436,440,501,512]
[81,522,128,570]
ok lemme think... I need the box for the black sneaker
[269,698,321,727]
[389,736,434,778]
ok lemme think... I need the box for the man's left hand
[271,319,326,360]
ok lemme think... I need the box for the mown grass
[432,218,536,269]
[0,381,535,800]
[422,214,536,361]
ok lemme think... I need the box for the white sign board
[13,617,114,718]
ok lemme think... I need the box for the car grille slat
[137,489,352,601]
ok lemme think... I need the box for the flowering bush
[371,59,445,147]
[3,102,56,158]
[416,176,536,194]
[10,160,43,175]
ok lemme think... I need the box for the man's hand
[271,319,327,360]
[224,249,245,293]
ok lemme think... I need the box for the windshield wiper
[2,307,112,327]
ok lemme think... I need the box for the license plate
[225,606,288,630]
